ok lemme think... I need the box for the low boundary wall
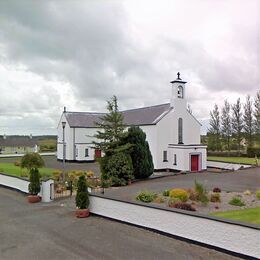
[89,194,259,259]
[207,160,251,170]
[0,173,54,202]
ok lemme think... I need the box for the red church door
[191,155,199,172]
[95,149,101,159]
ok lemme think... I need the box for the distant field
[211,207,260,225]
[207,156,257,165]
[38,138,57,152]
[0,162,54,178]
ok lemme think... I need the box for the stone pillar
[41,179,54,202]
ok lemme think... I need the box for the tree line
[207,91,260,156]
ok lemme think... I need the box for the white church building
[57,73,207,172]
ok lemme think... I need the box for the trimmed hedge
[247,147,260,158]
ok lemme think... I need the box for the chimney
[3,134,6,139]
[64,106,66,113]
[30,134,33,139]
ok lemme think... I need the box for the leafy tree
[221,100,232,151]
[123,126,154,179]
[75,175,89,209]
[232,98,244,155]
[21,153,45,170]
[243,95,254,147]
[208,104,221,151]
[28,168,41,195]
[254,91,260,143]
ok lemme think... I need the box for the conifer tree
[254,91,260,143]
[232,98,244,155]
[208,104,221,151]
[243,95,254,147]
[221,100,232,151]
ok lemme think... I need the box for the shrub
[86,170,94,178]
[256,190,260,200]
[75,175,89,209]
[153,195,165,204]
[187,189,198,201]
[247,147,260,158]
[169,189,188,202]
[52,170,62,180]
[20,172,29,178]
[136,191,157,203]
[162,189,170,197]
[168,197,181,207]
[172,202,196,211]
[194,180,209,205]
[106,152,134,186]
[14,160,21,167]
[21,153,45,170]
[229,197,245,207]
[210,193,221,203]
[213,187,221,193]
[243,190,252,195]
[28,168,41,195]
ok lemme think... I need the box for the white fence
[0,152,56,158]
[89,195,259,259]
[0,173,54,202]
[207,160,251,170]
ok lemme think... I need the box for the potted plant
[21,153,45,203]
[75,175,90,218]
[27,168,41,203]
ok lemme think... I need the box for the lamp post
[62,121,66,181]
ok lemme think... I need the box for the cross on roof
[177,72,181,80]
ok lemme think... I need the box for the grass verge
[210,207,260,225]
[207,156,257,165]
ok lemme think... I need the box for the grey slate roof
[0,136,37,147]
[65,103,172,128]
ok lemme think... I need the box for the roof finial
[177,72,181,80]
[64,106,66,113]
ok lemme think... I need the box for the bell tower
[170,72,187,109]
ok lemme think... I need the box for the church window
[174,154,177,165]
[177,86,184,98]
[163,151,168,162]
[178,118,183,144]
[85,148,89,157]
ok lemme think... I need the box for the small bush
[162,190,170,196]
[20,172,29,178]
[21,153,45,170]
[28,168,41,195]
[14,160,21,167]
[256,190,260,200]
[168,197,181,207]
[153,195,165,204]
[172,202,196,211]
[213,187,221,193]
[243,190,252,196]
[247,147,260,158]
[229,197,245,207]
[210,193,221,203]
[169,189,188,202]
[195,180,209,205]
[75,175,89,209]
[53,170,62,180]
[187,189,198,201]
[136,191,157,203]
[86,170,94,178]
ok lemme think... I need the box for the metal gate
[54,180,74,200]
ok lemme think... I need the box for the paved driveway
[102,167,260,201]
[0,188,239,260]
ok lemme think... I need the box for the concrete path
[0,188,239,260]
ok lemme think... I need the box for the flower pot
[75,208,90,218]
[27,195,41,203]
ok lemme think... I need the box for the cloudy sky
[0,0,259,135]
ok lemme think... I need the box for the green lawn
[0,162,54,179]
[211,207,260,225]
[207,156,257,165]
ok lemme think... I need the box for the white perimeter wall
[207,161,251,170]
[89,195,259,258]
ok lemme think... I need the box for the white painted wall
[207,161,251,170]
[0,173,54,202]
[89,195,260,258]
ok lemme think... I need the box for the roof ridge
[121,103,170,113]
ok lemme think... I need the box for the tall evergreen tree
[221,100,232,151]
[232,98,244,155]
[123,126,154,179]
[93,95,128,155]
[254,91,260,143]
[208,104,221,151]
[243,95,254,147]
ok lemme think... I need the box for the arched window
[178,118,183,144]
[177,86,183,98]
